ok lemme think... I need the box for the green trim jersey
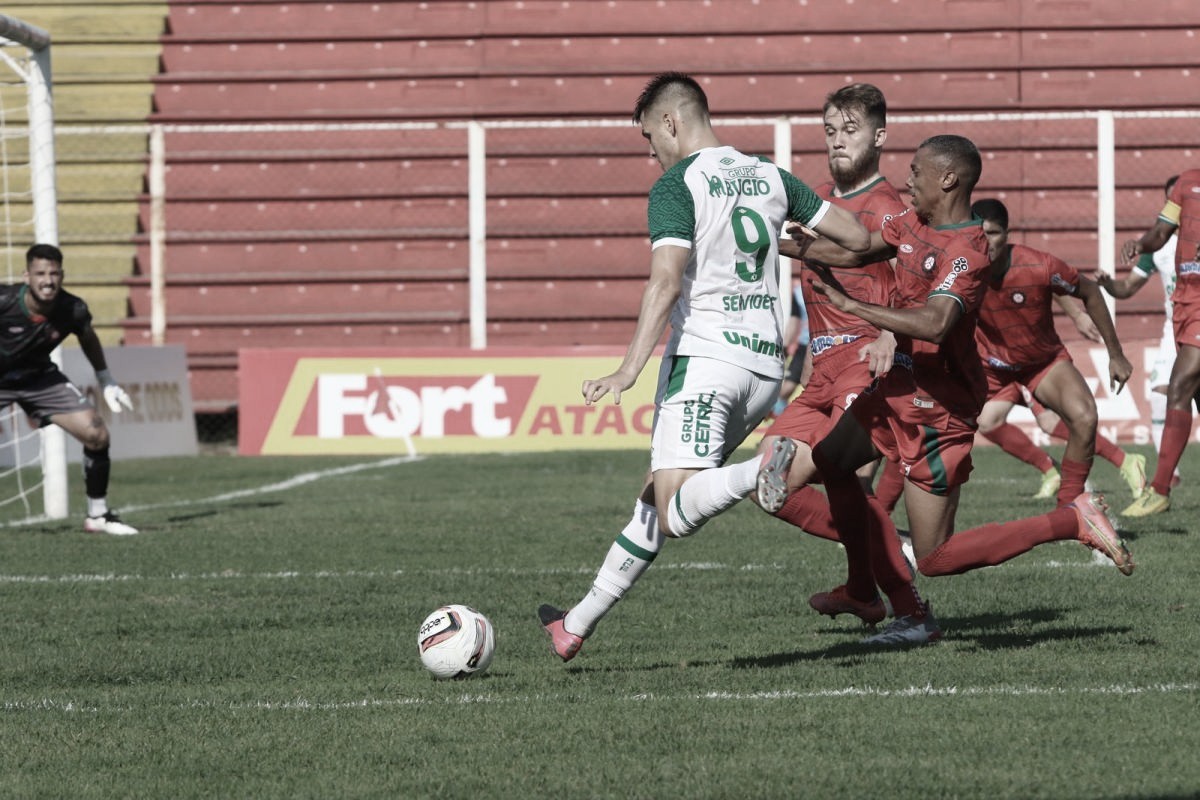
[647,145,829,379]
[0,284,92,385]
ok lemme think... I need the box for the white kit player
[536,72,869,661]
[1098,175,1182,485]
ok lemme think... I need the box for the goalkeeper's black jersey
[0,284,91,384]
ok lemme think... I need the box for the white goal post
[0,12,68,520]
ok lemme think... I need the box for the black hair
[971,198,1009,229]
[632,72,709,124]
[919,134,982,192]
[26,243,63,265]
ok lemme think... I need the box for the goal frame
[0,12,67,520]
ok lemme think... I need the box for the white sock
[565,499,662,637]
[87,497,108,518]
[1150,391,1167,452]
[664,458,759,537]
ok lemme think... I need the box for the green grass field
[0,444,1197,799]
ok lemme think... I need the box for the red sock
[984,422,1055,472]
[916,508,1078,576]
[775,486,840,542]
[1094,434,1124,467]
[1151,408,1193,495]
[1050,419,1122,467]
[812,446,876,601]
[865,497,923,617]
[1056,457,1092,507]
[872,458,905,514]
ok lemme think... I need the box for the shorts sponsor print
[651,354,778,471]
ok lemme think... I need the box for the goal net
[0,12,68,522]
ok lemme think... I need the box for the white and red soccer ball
[417,604,496,680]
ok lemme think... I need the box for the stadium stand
[8,1,1200,411]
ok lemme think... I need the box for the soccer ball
[417,604,496,680]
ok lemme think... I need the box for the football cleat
[756,437,797,513]
[1033,466,1061,500]
[83,511,138,536]
[1069,492,1134,575]
[809,584,887,625]
[537,604,584,662]
[1120,487,1170,518]
[861,604,942,647]
[1118,453,1148,499]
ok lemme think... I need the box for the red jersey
[1163,168,1200,304]
[881,209,991,420]
[976,244,1076,369]
[801,176,905,362]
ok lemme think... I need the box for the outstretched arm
[1121,218,1176,265]
[1076,276,1132,393]
[581,244,686,405]
[1096,261,1150,299]
[779,228,894,268]
[811,274,962,344]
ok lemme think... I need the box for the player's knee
[916,551,950,577]
[79,419,110,450]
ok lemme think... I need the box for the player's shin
[565,499,663,637]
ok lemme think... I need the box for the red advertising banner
[238,347,660,455]
[238,340,1199,455]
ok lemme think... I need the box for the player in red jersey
[751,83,917,626]
[971,198,1134,507]
[760,136,1134,646]
[1121,168,1200,516]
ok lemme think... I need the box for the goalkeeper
[0,244,137,534]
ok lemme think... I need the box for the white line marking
[1,455,425,528]
[0,561,790,586]
[125,455,424,514]
[6,683,1197,714]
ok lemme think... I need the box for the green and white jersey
[1135,234,1178,328]
[648,145,828,378]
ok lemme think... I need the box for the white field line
[0,455,426,528]
[0,553,1117,586]
[0,561,789,586]
[124,455,425,514]
[5,682,1197,714]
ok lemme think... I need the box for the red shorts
[1173,298,1200,350]
[766,347,874,448]
[849,370,976,496]
[984,350,1070,411]
[989,381,1048,415]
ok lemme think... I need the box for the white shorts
[1148,340,1177,390]
[649,354,779,471]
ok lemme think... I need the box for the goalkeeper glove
[95,369,134,413]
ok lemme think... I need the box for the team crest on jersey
[922,255,937,273]
[900,244,914,253]
[1011,291,1026,304]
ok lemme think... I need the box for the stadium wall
[6,2,1200,437]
